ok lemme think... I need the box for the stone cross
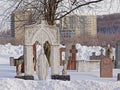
[70,45,78,62]
[67,45,78,70]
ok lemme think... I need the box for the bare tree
[0,0,120,45]
[0,0,105,26]
[0,0,120,31]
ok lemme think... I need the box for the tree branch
[57,0,103,20]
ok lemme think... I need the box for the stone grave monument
[60,60,70,81]
[115,40,120,68]
[10,55,24,78]
[67,45,78,70]
[52,59,70,81]
[51,45,71,81]
[116,40,120,80]
[15,56,24,78]
[100,57,113,77]
[23,20,60,80]
[76,49,104,72]
[76,60,100,72]
[10,57,16,66]
[90,49,105,60]
[90,52,97,60]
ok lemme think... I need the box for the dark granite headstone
[117,73,120,81]
[100,57,113,77]
[115,40,120,68]
[15,75,34,80]
[51,75,70,81]
[23,76,34,80]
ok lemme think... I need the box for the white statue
[62,60,67,75]
[16,60,23,76]
[37,48,49,80]
[105,44,113,60]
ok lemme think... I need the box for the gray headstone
[115,40,120,68]
[10,57,15,66]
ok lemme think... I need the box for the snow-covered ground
[0,43,120,90]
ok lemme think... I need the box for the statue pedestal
[15,76,23,79]
[23,76,34,80]
[15,75,34,80]
[51,75,70,81]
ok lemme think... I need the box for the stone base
[51,75,70,81]
[15,75,34,80]
[23,76,34,80]
[117,73,120,81]
[15,76,24,79]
